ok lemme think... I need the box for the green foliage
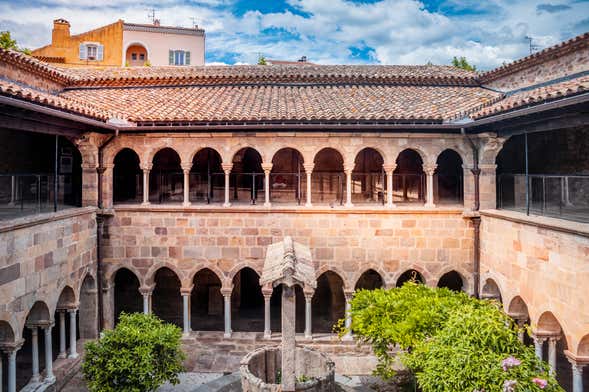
[258,55,268,65]
[82,313,185,392]
[344,284,563,392]
[451,56,477,71]
[0,31,31,54]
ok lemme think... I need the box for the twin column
[261,289,315,339]
[24,321,57,388]
[1,342,23,392]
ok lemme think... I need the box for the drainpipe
[462,128,481,299]
[96,131,118,332]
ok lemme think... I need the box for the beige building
[31,19,205,67]
[0,31,588,392]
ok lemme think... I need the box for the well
[240,346,335,392]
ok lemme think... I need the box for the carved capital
[382,163,397,173]
[221,163,233,174]
[261,163,273,173]
[303,163,315,173]
[422,163,437,176]
[181,162,193,172]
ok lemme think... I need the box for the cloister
[0,32,588,392]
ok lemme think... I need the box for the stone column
[181,287,192,335]
[43,324,55,383]
[101,163,114,209]
[569,360,586,392]
[534,335,546,361]
[6,345,20,392]
[343,292,353,340]
[282,285,296,392]
[383,164,396,208]
[304,293,313,339]
[9,175,16,205]
[141,164,152,205]
[303,163,314,207]
[140,287,152,314]
[479,164,498,210]
[68,309,79,358]
[58,310,67,358]
[222,163,233,207]
[262,163,273,207]
[29,326,40,383]
[423,163,437,208]
[222,289,232,338]
[344,165,354,207]
[182,163,192,207]
[548,336,559,374]
[263,293,272,339]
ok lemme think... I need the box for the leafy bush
[343,283,563,392]
[83,313,185,392]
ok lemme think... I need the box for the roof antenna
[525,35,541,55]
[190,17,198,29]
[147,8,157,24]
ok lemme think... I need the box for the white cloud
[1,0,588,68]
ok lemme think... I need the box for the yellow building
[32,18,205,67]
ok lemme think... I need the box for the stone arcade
[0,32,588,392]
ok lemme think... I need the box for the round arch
[122,41,151,66]
[536,311,563,335]
[481,278,502,302]
[105,263,144,287]
[56,286,77,310]
[315,265,349,291]
[113,268,142,324]
[0,320,16,343]
[395,269,426,287]
[188,264,226,287]
[354,269,384,291]
[152,267,183,327]
[351,265,389,290]
[351,145,390,167]
[231,267,264,332]
[228,145,267,165]
[507,295,530,318]
[313,270,346,334]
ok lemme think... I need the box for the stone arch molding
[351,265,389,290]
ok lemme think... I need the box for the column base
[223,332,232,339]
[182,332,191,338]
[424,203,435,208]
[304,333,312,340]
[58,352,67,359]
[182,202,191,207]
[68,353,79,359]
[263,202,271,207]
[44,376,56,384]
[31,375,41,383]
[305,202,312,207]
[343,333,353,341]
[223,202,231,207]
[263,332,272,339]
[387,203,396,208]
[141,201,150,206]
[345,202,354,208]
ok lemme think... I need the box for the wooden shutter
[185,51,190,65]
[97,44,104,61]
[169,50,174,65]
[79,43,87,60]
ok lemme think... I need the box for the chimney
[153,19,161,26]
[52,19,70,47]
[298,56,307,63]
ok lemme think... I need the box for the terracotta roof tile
[0,79,117,121]
[471,74,589,119]
[60,83,500,124]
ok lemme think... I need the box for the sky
[1,0,588,69]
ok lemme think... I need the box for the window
[139,53,145,61]
[79,42,103,61]
[169,50,191,65]
[86,45,97,60]
[131,53,137,60]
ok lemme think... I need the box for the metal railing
[498,174,589,223]
[0,173,80,220]
[351,172,385,205]
[393,173,425,203]
[149,171,184,204]
[113,173,143,204]
[311,172,344,205]
[189,173,225,204]
[435,174,463,205]
[230,172,265,204]
[270,173,305,204]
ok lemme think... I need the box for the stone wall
[482,45,589,92]
[0,207,98,341]
[101,207,475,326]
[479,210,589,357]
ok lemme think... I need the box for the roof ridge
[0,47,76,85]
[480,31,589,83]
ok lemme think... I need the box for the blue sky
[1,0,588,69]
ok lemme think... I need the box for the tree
[0,31,31,54]
[451,56,477,72]
[258,55,268,65]
[82,313,185,392]
[343,284,563,392]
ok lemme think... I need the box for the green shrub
[82,313,185,392]
[344,283,563,391]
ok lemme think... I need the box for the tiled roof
[62,64,480,87]
[479,32,589,83]
[0,49,72,85]
[60,83,501,124]
[471,74,589,119]
[0,79,117,121]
